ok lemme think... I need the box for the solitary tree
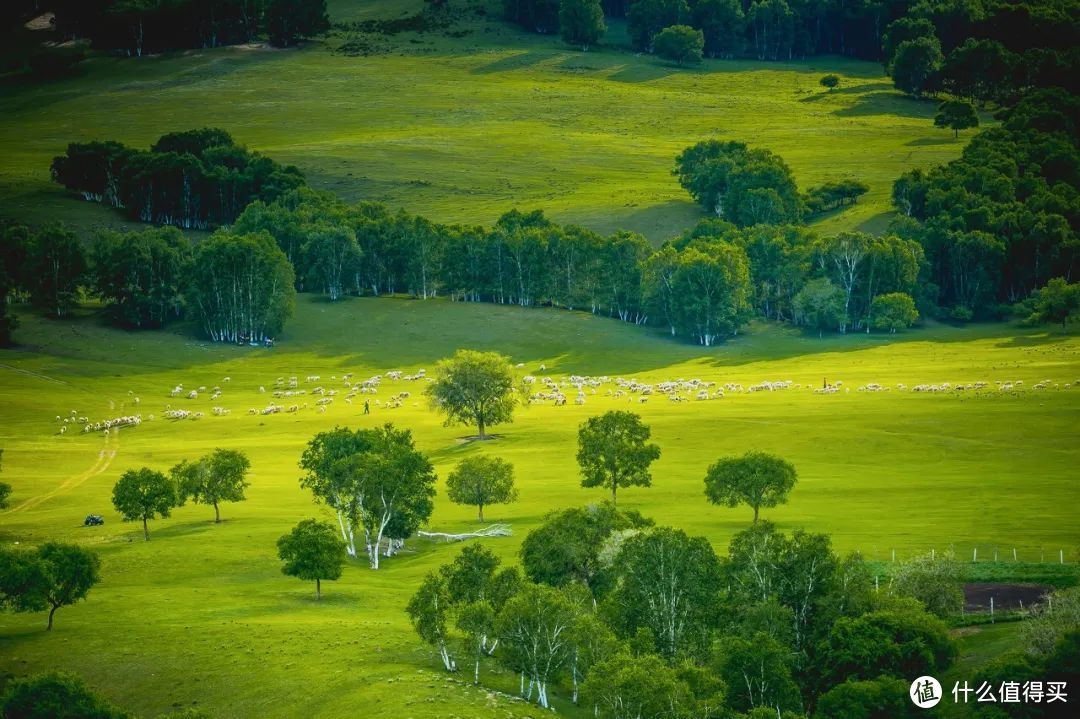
[819,74,840,90]
[171,448,251,523]
[559,0,605,52]
[871,292,919,332]
[704,451,797,524]
[276,519,347,600]
[934,99,979,138]
[577,411,661,506]
[426,350,516,440]
[0,671,124,718]
[445,455,518,522]
[111,467,178,541]
[652,25,704,66]
[37,543,101,631]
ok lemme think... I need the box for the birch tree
[302,225,362,301]
[186,231,296,343]
[605,527,724,659]
[496,583,579,709]
[335,424,436,569]
[408,571,458,672]
[299,427,371,558]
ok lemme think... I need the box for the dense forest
[1,0,329,52]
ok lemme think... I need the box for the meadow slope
[1,297,1078,717]
[0,5,968,242]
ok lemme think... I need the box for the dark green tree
[171,449,251,523]
[37,543,101,631]
[704,451,797,524]
[111,467,178,541]
[891,36,943,98]
[934,99,979,138]
[577,411,661,506]
[559,0,605,51]
[0,672,125,719]
[276,519,347,599]
[652,24,704,66]
[445,455,517,522]
[819,74,839,90]
[265,0,328,47]
[25,224,86,318]
[794,277,845,337]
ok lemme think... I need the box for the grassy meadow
[1,296,1079,716]
[0,2,968,242]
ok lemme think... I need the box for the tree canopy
[171,449,251,523]
[276,519,347,599]
[445,455,518,522]
[426,350,517,440]
[704,451,798,523]
[577,411,661,505]
[111,467,178,541]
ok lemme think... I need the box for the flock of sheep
[53,366,1080,436]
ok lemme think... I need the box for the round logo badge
[910,676,943,708]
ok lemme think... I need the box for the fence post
[973,547,978,563]
[1061,550,1065,565]
[990,597,994,624]
[1013,548,1017,562]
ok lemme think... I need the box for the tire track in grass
[7,430,119,514]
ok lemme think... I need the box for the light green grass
[1,297,1078,716]
[0,9,966,242]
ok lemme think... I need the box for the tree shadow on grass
[469,50,550,75]
[833,92,936,119]
[907,136,961,146]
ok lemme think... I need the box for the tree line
[50,128,305,230]
[891,89,1079,320]
[3,0,329,55]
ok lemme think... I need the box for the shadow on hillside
[470,50,549,74]
[907,136,961,146]
[993,332,1069,348]
[799,81,893,102]
[833,92,934,118]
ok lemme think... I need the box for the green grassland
[0,1,969,242]
[1,297,1079,716]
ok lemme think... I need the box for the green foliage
[704,450,797,524]
[627,0,691,52]
[803,179,869,214]
[0,482,10,509]
[0,672,126,719]
[445,455,517,522]
[888,550,964,617]
[171,449,251,523]
[942,38,1018,105]
[50,130,305,230]
[693,0,743,58]
[1026,278,1080,329]
[934,99,979,138]
[559,0,605,51]
[819,74,839,90]
[891,36,943,98]
[266,0,329,47]
[90,227,190,329]
[813,676,914,719]
[1,543,102,631]
[794,277,845,337]
[276,519,346,599]
[1021,587,1080,657]
[882,17,937,73]
[817,607,957,686]
[407,571,457,671]
[714,632,802,713]
[520,503,653,594]
[186,231,296,342]
[673,140,802,227]
[653,25,704,66]
[871,292,919,332]
[504,0,561,34]
[24,224,86,318]
[426,349,516,440]
[603,526,724,658]
[495,582,579,709]
[111,467,179,541]
[582,651,694,719]
[577,410,661,505]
